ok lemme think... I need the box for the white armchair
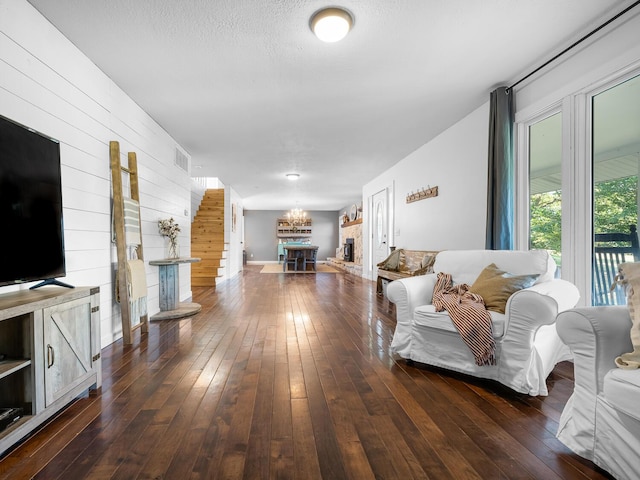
[387,250,580,396]
[556,306,640,480]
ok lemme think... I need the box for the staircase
[191,189,226,287]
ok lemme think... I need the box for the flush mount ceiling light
[310,7,354,43]
[286,173,300,181]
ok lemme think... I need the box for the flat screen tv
[0,114,72,289]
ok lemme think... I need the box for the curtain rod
[508,0,640,92]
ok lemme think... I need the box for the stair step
[194,214,223,219]
[192,226,224,231]
[192,235,225,242]
[192,269,220,277]
[192,250,225,255]
[192,251,225,257]
[191,262,221,277]
[192,232,225,237]
[197,204,224,209]
[192,278,216,287]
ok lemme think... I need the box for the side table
[149,257,201,321]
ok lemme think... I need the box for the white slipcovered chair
[387,250,580,396]
[556,306,640,480]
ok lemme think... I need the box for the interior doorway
[371,188,390,272]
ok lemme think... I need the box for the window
[529,112,563,270]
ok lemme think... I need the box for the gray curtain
[486,86,514,250]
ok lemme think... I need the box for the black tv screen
[0,114,66,287]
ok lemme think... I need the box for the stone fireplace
[341,222,362,265]
[328,217,363,276]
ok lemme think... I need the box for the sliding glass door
[591,74,640,305]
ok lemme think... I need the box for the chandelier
[286,207,306,225]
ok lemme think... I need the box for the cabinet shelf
[277,217,312,238]
[0,359,31,381]
[1,415,32,435]
[277,232,312,237]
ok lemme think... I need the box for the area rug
[260,263,340,274]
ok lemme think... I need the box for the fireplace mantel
[341,218,362,228]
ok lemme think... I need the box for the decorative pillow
[377,249,404,271]
[421,254,436,269]
[400,252,423,273]
[469,263,539,314]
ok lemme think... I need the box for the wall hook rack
[406,185,438,204]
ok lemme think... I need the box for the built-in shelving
[0,360,31,380]
[277,217,312,237]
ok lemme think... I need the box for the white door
[372,189,389,268]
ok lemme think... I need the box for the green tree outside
[529,176,638,266]
[594,176,638,236]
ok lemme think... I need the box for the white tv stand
[0,286,101,455]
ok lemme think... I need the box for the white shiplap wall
[0,0,193,347]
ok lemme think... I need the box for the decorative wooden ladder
[110,141,148,344]
[191,189,226,287]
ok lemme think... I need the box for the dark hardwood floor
[0,265,613,479]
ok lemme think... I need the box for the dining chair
[284,248,299,271]
[303,248,318,271]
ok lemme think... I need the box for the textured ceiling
[27,0,636,210]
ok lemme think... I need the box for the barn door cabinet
[0,286,101,455]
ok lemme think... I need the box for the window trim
[515,104,563,251]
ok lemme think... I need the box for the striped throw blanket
[122,197,141,245]
[432,272,496,366]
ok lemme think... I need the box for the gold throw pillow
[469,263,539,314]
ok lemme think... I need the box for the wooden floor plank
[0,265,614,480]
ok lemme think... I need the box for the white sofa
[556,306,640,480]
[387,250,580,396]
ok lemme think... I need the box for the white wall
[362,103,489,279]
[0,0,194,347]
[190,178,207,222]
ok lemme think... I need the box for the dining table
[283,245,319,271]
